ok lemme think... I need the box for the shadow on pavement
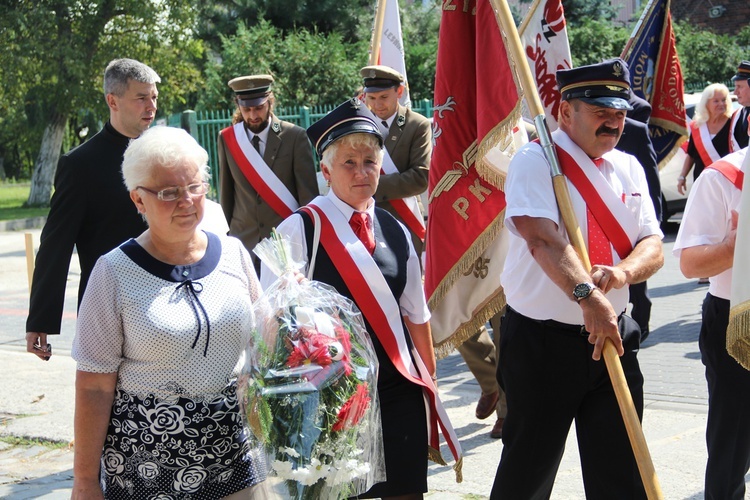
[0,469,73,499]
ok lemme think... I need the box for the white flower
[137,461,160,480]
[102,449,126,475]
[172,465,207,493]
[272,460,293,477]
[143,403,186,438]
[327,459,371,486]
[308,457,330,484]
[211,437,233,456]
[281,446,300,458]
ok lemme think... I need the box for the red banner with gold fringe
[425,0,522,356]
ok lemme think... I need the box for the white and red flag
[425,0,523,356]
[372,0,411,108]
[518,0,571,131]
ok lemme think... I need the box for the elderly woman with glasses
[260,100,461,499]
[71,126,268,499]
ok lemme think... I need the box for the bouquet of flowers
[240,231,385,499]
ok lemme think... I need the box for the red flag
[425,0,522,356]
[621,0,687,166]
[649,10,685,135]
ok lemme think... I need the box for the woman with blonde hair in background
[677,83,735,195]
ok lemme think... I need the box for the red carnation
[334,323,354,376]
[286,338,333,368]
[332,383,371,432]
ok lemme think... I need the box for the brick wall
[671,0,750,35]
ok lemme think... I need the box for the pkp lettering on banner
[452,178,494,220]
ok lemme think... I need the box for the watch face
[574,282,594,299]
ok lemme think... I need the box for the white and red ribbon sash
[221,123,299,218]
[549,139,638,260]
[706,149,746,191]
[690,121,723,168]
[381,151,426,241]
[302,196,461,463]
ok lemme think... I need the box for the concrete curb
[0,217,47,232]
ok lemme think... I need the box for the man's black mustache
[596,126,620,136]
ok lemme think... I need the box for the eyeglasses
[137,182,209,202]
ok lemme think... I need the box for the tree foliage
[674,21,747,86]
[566,17,630,67]
[198,21,367,110]
[562,0,620,24]
[400,1,441,103]
[2,0,749,187]
[194,0,374,47]
[0,0,205,204]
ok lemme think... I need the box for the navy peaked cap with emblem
[228,74,273,107]
[557,59,634,110]
[306,99,383,156]
[360,65,404,93]
[732,61,750,81]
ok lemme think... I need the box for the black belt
[537,317,588,335]
[508,306,623,337]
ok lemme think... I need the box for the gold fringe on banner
[433,288,506,360]
[475,101,524,189]
[427,214,504,316]
[727,300,750,370]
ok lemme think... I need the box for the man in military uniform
[218,74,318,271]
[360,65,430,255]
[731,61,750,150]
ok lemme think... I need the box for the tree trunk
[26,112,68,207]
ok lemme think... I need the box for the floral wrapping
[239,233,385,499]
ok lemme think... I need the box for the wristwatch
[573,282,596,302]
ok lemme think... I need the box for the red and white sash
[690,121,724,168]
[381,151,426,241]
[221,123,299,218]
[548,137,639,260]
[301,196,461,466]
[706,148,746,191]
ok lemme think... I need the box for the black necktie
[252,135,261,154]
[381,120,389,131]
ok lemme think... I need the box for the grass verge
[0,435,70,450]
[0,183,50,221]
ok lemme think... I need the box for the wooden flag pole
[25,232,34,294]
[369,0,387,65]
[488,0,663,498]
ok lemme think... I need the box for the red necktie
[349,212,375,255]
[587,158,613,266]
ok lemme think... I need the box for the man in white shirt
[490,59,663,499]
[674,147,750,499]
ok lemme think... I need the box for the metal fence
[169,100,434,196]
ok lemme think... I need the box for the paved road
[0,223,743,499]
